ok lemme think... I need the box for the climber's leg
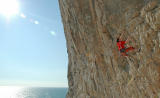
[121,52,128,56]
[125,47,135,52]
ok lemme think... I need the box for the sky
[0,0,68,87]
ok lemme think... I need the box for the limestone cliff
[59,0,160,97]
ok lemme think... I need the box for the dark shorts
[120,48,126,53]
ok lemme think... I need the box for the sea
[0,86,68,98]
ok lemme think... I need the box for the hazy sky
[0,0,68,87]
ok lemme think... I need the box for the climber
[117,32,135,56]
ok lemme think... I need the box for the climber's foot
[121,53,128,56]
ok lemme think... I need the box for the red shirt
[117,41,126,50]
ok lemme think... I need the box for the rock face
[59,0,160,97]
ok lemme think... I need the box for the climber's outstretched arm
[119,31,125,40]
[126,36,131,43]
